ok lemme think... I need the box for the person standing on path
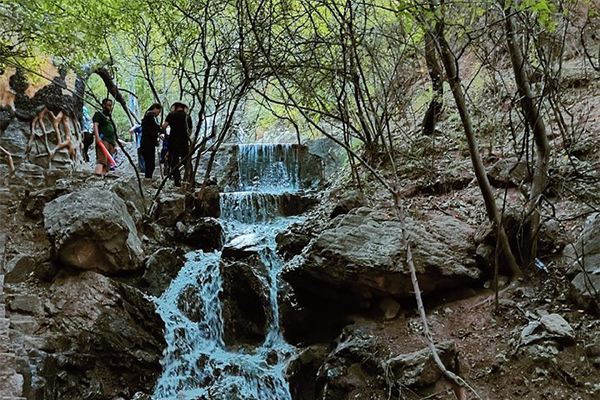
[162,102,192,187]
[140,103,163,180]
[93,99,117,176]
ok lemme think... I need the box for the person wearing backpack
[92,98,118,176]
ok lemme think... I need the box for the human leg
[142,145,155,179]
[95,141,110,175]
[170,151,182,187]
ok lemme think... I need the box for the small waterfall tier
[238,144,300,192]
[220,192,282,224]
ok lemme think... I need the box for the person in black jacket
[162,102,192,187]
[140,103,163,179]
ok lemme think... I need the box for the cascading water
[154,143,301,400]
[238,144,300,192]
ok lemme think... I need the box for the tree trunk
[432,24,522,279]
[422,30,444,136]
[503,5,551,269]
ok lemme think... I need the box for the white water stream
[154,144,301,400]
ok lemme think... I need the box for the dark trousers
[137,148,146,173]
[83,132,93,162]
[141,145,156,178]
[169,151,183,187]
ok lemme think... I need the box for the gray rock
[43,188,144,274]
[193,183,221,218]
[330,191,366,218]
[4,254,36,283]
[487,157,530,187]
[222,233,266,260]
[566,213,600,274]
[565,213,600,314]
[287,345,329,400]
[306,138,343,186]
[29,271,166,400]
[570,272,600,315]
[276,228,312,260]
[155,192,186,226]
[177,284,205,323]
[310,322,458,400]
[109,175,145,225]
[8,294,44,316]
[520,314,575,346]
[220,254,272,347]
[175,217,224,251]
[385,341,457,387]
[140,248,186,297]
[378,297,401,320]
[284,208,480,309]
[540,314,575,342]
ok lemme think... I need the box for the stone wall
[0,60,85,171]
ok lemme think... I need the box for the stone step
[0,303,5,319]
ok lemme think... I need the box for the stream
[153,144,301,400]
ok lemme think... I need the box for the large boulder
[175,218,224,251]
[565,213,600,314]
[276,226,313,261]
[283,208,480,310]
[43,188,144,274]
[26,271,165,400]
[219,253,272,347]
[108,175,145,225]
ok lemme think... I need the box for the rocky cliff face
[0,61,85,172]
[0,174,167,400]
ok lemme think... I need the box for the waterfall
[220,192,282,224]
[154,143,301,400]
[238,144,300,192]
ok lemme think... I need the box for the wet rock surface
[140,248,186,297]
[219,253,272,347]
[275,226,312,260]
[175,217,224,251]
